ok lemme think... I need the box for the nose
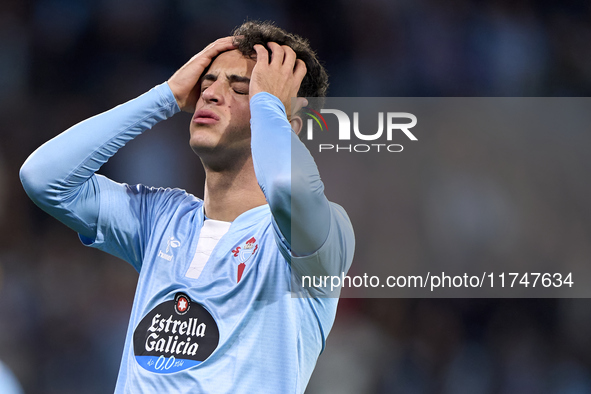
[201,80,224,104]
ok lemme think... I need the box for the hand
[168,37,237,112]
[250,42,308,120]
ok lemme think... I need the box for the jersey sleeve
[249,92,355,283]
[20,82,180,271]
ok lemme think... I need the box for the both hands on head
[167,37,308,120]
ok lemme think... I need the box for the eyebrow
[202,73,250,84]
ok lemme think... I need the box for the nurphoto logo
[303,106,418,153]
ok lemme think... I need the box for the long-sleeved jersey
[20,83,354,393]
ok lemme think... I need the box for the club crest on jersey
[231,236,259,283]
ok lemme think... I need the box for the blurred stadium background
[1,0,591,392]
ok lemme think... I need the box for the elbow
[20,155,54,205]
[20,158,39,196]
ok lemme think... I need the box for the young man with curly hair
[20,21,354,393]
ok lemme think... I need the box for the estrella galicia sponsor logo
[133,292,219,374]
[303,106,417,153]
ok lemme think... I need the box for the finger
[215,36,236,44]
[267,42,285,66]
[253,44,269,65]
[186,37,235,68]
[293,97,309,115]
[203,37,237,57]
[200,37,233,52]
[281,45,297,68]
[216,36,237,45]
[293,59,307,83]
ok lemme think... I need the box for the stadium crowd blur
[1,0,591,392]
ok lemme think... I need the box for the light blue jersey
[0,361,23,394]
[20,83,354,393]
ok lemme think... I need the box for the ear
[290,115,303,135]
[289,97,308,135]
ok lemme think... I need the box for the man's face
[189,49,255,163]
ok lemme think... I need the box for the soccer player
[20,21,354,393]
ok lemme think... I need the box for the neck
[202,154,267,222]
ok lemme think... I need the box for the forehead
[207,49,256,77]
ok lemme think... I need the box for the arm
[19,83,179,241]
[20,37,237,261]
[250,92,330,256]
[249,43,332,257]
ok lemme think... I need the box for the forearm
[20,82,179,237]
[250,92,330,256]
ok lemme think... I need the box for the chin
[190,141,252,171]
[189,126,220,147]
[189,139,218,157]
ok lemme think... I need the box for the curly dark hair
[232,20,329,101]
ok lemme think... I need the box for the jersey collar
[201,204,271,231]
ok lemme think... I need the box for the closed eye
[232,81,249,95]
